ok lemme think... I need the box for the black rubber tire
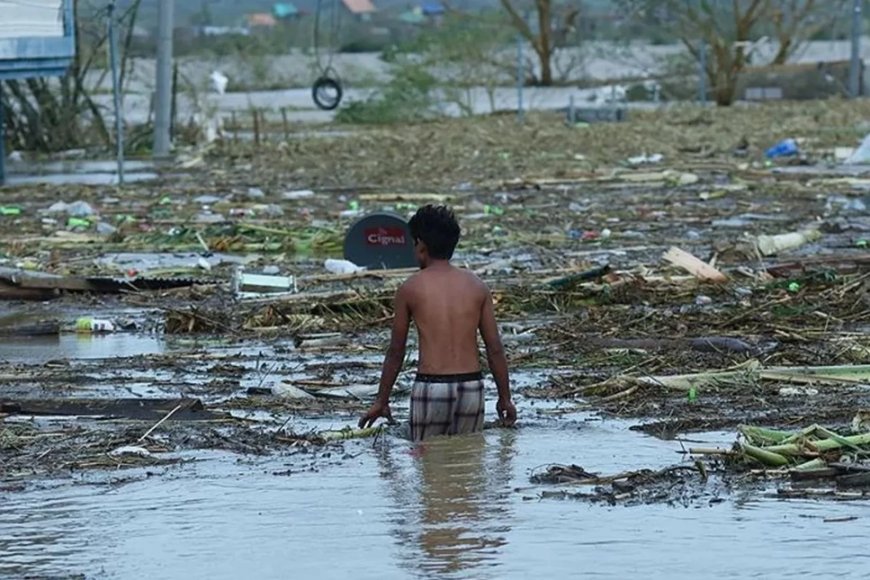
[312,76,343,111]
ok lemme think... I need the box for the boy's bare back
[401,263,489,375]
[358,204,515,434]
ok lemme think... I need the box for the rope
[311,0,344,110]
[313,0,341,75]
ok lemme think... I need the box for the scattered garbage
[765,138,799,159]
[67,217,91,229]
[96,222,117,235]
[844,133,870,165]
[108,445,153,458]
[47,200,96,217]
[324,258,365,275]
[755,229,821,256]
[627,153,664,166]
[0,206,21,216]
[195,212,225,224]
[272,383,315,399]
[210,70,229,95]
[75,318,115,333]
[282,189,316,200]
[194,194,224,204]
[229,208,255,218]
[662,246,728,282]
[339,208,364,219]
[246,187,265,199]
[825,195,868,215]
[234,271,297,297]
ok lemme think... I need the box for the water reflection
[378,431,517,579]
[0,334,165,363]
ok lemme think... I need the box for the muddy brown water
[2,341,870,578]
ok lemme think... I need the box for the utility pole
[516,35,524,124]
[0,87,5,186]
[108,1,125,184]
[153,0,173,158]
[699,40,707,104]
[850,0,863,98]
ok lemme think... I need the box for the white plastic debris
[281,189,315,200]
[627,153,664,166]
[779,387,819,397]
[845,133,870,165]
[109,445,153,458]
[324,259,365,275]
[96,222,117,235]
[210,70,229,95]
[273,383,315,399]
[339,209,364,219]
[67,200,96,217]
[46,200,95,216]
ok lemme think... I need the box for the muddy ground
[2,101,870,505]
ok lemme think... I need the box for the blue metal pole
[516,35,524,123]
[108,2,125,185]
[850,0,863,98]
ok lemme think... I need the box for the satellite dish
[343,212,417,270]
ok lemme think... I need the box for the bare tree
[498,0,581,85]
[623,0,844,106]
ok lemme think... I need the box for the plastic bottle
[75,318,115,333]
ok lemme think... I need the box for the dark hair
[408,204,460,260]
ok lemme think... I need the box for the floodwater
[0,333,165,363]
[2,401,870,579]
[2,338,870,578]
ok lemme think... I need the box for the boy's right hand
[359,401,393,429]
[496,397,517,427]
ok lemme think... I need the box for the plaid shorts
[410,372,485,442]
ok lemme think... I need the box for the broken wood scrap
[0,321,60,336]
[0,398,217,421]
[662,247,728,282]
[619,362,870,392]
[0,267,205,300]
[545,265,612,290]
[584,335,756,354]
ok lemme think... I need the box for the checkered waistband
[414,371,483,384]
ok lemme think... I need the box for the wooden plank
[662,246,728,282]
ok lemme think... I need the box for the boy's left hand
[359,401,393,429]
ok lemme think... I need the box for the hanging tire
[312,76,343,111]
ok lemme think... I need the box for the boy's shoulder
[404,266,487,291]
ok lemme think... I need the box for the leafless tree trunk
[499,0,580,86]
[626,0,844,106]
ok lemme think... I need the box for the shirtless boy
[359,205,517,441]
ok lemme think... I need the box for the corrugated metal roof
[246,13,278,27]
[421,1,444,15]
[273,2,299,18]
[342,0,376,14]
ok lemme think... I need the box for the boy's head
[408,204,460,267]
